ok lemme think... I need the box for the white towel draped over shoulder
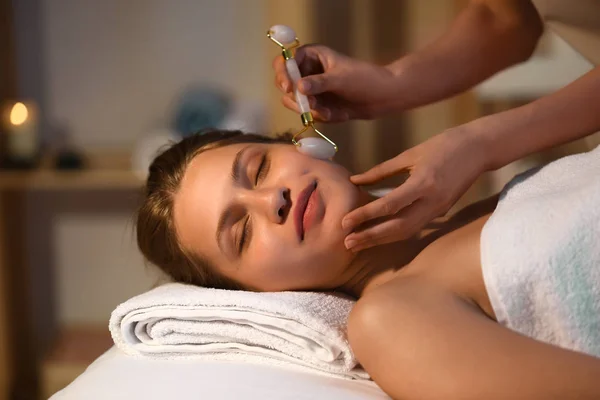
[481,145,600,357]
[109,283,369,380]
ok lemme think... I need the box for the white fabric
[109,283,368,379]
[50,347,389,400]
[481,145,600,356]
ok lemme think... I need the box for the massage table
[51,347,390,399]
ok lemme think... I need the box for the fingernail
[342,219,353,230]
[283,82,290,92]
[345,239,356,250]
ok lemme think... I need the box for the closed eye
[237,215,251,255]
[238,150,269,255]
[255,153,271,186]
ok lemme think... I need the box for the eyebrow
[215,145,252,257]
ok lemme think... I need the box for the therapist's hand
[272,45,400,122]
[342,128,486,251]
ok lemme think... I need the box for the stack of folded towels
[109,283,368,380]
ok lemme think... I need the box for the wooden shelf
[0,151,145,190]
[0,169,143,190]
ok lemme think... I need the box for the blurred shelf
[0,169,143,190]
[41,325,113,399]
[0,150,144,190]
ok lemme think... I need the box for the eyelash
[255,154,270,186]
[239,152,270,255]
[238,215,251,255]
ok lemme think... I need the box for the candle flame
[10,102,28,126]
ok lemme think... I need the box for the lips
[294,181,317,241]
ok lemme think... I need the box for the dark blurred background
[0,1,595,399]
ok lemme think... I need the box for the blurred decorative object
[55,150,85,170]
[173,86,231,137]
[132,128,180,180]
[1,100,40,168]
[220,99,267,133]
[51,124,86,170]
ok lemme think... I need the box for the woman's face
[173,142,366,291]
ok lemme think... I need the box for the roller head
[296,137,336,160]
[269,25,296,45]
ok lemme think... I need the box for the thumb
[298,73,338,96]
[351,154,412,186]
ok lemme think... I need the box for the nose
[241,187,291,224]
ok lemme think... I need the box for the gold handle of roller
[267,29,338,153]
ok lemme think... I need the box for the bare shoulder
[348,276,600,400]
[348,277,473,397]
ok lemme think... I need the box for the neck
[334,184,498,298]
[338,236,424,298]
[334,189,428,298]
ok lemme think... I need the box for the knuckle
[303,43,324,52]
[381,201,397,216]
[353,210,367,224]
[391,221,408,239]
[395,226,412,241]
[420,171,438,193]
[358,231,375,242]
[379,235,398,247]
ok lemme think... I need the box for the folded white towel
[109,283,369,380]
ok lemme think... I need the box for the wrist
[459,118,497,173]
[382,58,414,112]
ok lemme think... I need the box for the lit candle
[5,101,39,163]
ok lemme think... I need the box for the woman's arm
[387,0,543,111]
[342,65,600,251]
[349,279,600,400]
[473,66,600,171]
[274,1,543,122]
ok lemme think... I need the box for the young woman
[136,129,600,399]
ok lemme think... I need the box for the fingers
[273,56,292,93]
[281,95,301,114]
[344,200,431,251]
[298,73,339,96]
[350,154,412,186]
[342,180,421,232]
[273,44,329,94]
[281,94,337,122]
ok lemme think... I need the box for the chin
[318,186,360,257]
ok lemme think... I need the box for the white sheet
[51,347,389,399]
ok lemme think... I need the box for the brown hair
[136,129,290,290]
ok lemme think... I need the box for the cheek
[248,236,333,283]
[247,235,296,279]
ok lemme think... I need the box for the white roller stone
[269,25,296,45]
[296,137,336,160]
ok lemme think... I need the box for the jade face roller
[267,25,338,160]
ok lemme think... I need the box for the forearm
[386,0,542,111]
[472,66,600,171]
